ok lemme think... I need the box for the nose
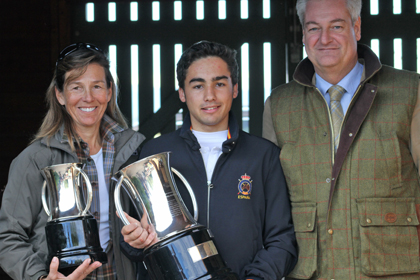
[82,89,94,102]
[204,87,216,102]
[320,28,332,45]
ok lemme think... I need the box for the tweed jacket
[263,44,420,279]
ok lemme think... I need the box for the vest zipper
[315,88,336,164]
[338,84,363,139]
[316,84,363,166]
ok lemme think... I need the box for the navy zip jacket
[121,112,297,280]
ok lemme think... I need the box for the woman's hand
[120,211,158,249]
[43,256,101,280]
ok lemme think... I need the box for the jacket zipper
[207,180,213,228]
[205,152,226,229]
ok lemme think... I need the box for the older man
[263,0,420,279]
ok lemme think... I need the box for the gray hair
[296,0,362,26]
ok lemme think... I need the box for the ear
[232,84,239,99]
[179,88,186,103]
[55,87,65,105]
[354,16,362,41]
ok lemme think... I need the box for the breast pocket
[287,202,317,279]
[356,198,420,276]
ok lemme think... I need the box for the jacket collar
[179,111,239,153]
[41,114,128,154]
[293,44,382,87]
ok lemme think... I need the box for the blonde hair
[33,45,127,151]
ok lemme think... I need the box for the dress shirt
[316,61,364,115]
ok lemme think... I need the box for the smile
[80,107,96,112]
[202,106,219,111]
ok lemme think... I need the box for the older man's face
[302,0,361,82]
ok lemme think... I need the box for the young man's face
[302,0,361,82]
[179,56,238,132]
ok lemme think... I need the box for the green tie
[328,85,345,153]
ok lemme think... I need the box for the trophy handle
[114,168,199,226]
[75,166,93,216]
[171,168,199,221]
[114,175,130,225]
[41,181,51,216]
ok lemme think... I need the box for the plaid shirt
[61,114,124,280]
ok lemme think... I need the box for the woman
[0,43,145,280]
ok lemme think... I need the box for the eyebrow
[68,80,106,84]
[188,77,205,84]
[188,75,229,84]
[213,75,229,81]
[306,18,346,26]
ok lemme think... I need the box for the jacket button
[385,213,397,223]
[307,223,311,228]
[366,218,372,224]
[326,178,331,183]
[407,217,412,223]
[349,133,353,137]
[328,229,333,235]
[323,132,327,136]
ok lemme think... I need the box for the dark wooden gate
[70,1,420,140]
[70,0,291,139]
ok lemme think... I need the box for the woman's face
[55,63,112,135]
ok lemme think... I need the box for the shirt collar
[60,114,125,145]
[190,126,232,139]
[315,61,364,97]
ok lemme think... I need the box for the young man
[121,41,297,279]
[263,0,420,279]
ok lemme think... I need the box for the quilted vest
[270,46,420,279]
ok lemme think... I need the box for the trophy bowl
[41,162,107,274]
[114,152,239,280]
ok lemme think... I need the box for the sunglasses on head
[56,42,104,66]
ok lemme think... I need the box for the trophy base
[144,227,239,280]
[45,216,107,275]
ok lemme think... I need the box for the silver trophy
[41,163,107,274]
[114,152,238,280]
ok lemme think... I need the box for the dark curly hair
[176,40,239,90]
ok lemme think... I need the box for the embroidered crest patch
[238,173,252,199]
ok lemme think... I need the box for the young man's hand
[120,211,158,249]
